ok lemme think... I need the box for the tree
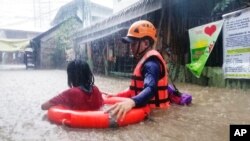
[212,0,250,15]
[53,17,82,68]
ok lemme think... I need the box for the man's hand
[105,98,135,121]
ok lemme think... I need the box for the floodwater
[0,68,250,141]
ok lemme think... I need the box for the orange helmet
[122,20,157,43]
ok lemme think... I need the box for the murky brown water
[0,69,249,141]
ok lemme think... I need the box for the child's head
[67,59,94,90]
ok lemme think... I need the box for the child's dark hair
[67,59,94,91]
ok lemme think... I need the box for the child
[41,59,103,110]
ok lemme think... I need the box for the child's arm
[102,88,132,98]
[41,89,71,110]
[116,88,133,97]
[41,101,55,110]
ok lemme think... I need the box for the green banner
[186,20,224,78]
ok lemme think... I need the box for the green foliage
[212,0,235,15]
[212,0,250,15]
[53,18,81,68]
[55,18,81,50]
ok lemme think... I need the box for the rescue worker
[105,20,169,121]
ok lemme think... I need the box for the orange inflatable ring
[47,97,150,128]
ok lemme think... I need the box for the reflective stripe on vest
[129,50,169,108]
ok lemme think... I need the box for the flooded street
[0,69,250,141]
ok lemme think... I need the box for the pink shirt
[49,85,103,110]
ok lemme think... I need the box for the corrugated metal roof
[51,1,77,26]
[74,0,162,43]
[0,29,41,39]
[77,27,128,44]
[32,16,81,41]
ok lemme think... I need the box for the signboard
[223,8,250,79]
[186,20,224,78]
[0,39,30,52]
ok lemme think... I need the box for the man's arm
[105,58,160,121]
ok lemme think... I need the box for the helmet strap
[138,46,150,57]
[135,40,151,58]
[135,40,141,57]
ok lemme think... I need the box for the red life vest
[129,50,170,108]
